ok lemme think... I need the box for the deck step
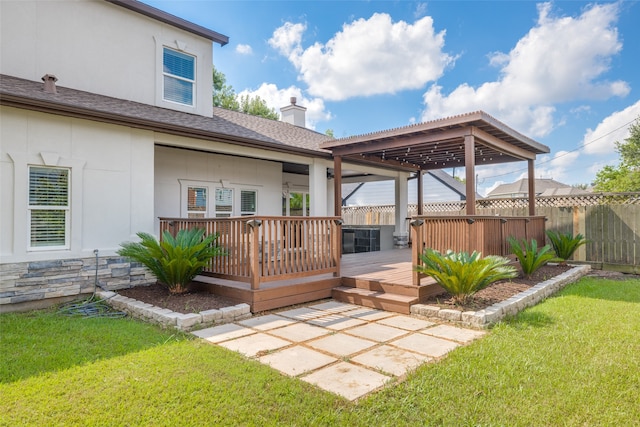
[332,286,418,315]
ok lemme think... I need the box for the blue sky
[144,0,640,195]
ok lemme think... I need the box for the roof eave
[106,0,229,46]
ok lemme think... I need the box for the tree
[593,117,640,192]
[212,67,239,110]
[238,94,279,120]
[325,129,335,138]
[212,67,279,120]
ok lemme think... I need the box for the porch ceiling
[320,111,549,171]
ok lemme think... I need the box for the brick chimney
[41,74,58,94]
[280,97,307,127]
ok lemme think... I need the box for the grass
[1,277,639,426]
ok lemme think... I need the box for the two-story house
[1,0,415,311]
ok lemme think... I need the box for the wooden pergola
[321,111,550,216]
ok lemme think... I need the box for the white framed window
[240,190,257,216]
[187,186,207,218]
[215,188,233,217]
[28,166,70,250]
[163,47,195,106]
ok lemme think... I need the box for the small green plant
[416,249,517,305]
[546,230,588,265]
[508,237,556,279]
[118,228,223,294]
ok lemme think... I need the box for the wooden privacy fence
[343,193,640,272]
[159,216,342,289]
[410,216,546,285]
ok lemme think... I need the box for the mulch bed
[118,264,582,314]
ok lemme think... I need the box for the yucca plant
[416,249,517,305]
[508,237,556,279]
[118,228,224,294]
[546,230,588,265]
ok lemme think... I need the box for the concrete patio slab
[276,307,327,321]
[259,346,336,377]
[422,324,487,344]
[308,333,377,357]
[346,322,409,342]
[351,345,431,377]
[301,362,391,401]
[376,315,435,331]
[343,307,396,321]
[306,313,367,330]
[192,323,256,343]
[218,332,291,357]
[392,333,460,358]
[238,314,295,331]
[267,322,330,342]
[307,301,360,313]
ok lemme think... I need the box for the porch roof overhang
[320,111,549,171]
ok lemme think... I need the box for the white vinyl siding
[163,47,195,106]
[28,166,70,249]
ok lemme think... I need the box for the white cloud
[237,83,332,130]
[534,150,581,182]
[582,99,640,155]
[269,14,454,101]
[421,2,626,138]
[235,44,253,55]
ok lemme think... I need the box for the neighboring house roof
[487,178,576,197]
[538,187,591,196]
[428,169,482,199]
[0,74,333,158]
[106,0,229,45]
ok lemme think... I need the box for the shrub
[508,237,556,279]
[546,230,588,265]
[118,228,224,294]
[416,249,517,305]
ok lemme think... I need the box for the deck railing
[159,216,342,289]
[410,215,546,285]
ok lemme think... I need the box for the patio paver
[192,299,487,400]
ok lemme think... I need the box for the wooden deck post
[410,219,424,286]
[528,159,536,216]
[464,135,476,215]
[332,218,342,277]
[247,219,262,290]
[417,170,424,216]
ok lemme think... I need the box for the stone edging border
[96,290,251,331]
[410,264,591,328]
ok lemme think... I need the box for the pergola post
[464,134,476,215]
[417,170,424,216]
[333,155,342,217]
[528,159,536,216]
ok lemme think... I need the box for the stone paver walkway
[192,300,486,401]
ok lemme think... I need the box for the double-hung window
[215,188,233,217]
[28,166,70,249]
[163,47,195,106]
[187,186,207,218]
[240,190,257,216]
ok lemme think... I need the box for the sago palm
[546,230,588,265]
[118,228,223,294]
[416,249,517,305]
[508,237,556,279]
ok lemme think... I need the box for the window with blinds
[163,47,195,106]
[187,186,207,218]
[215,188,233,217]
[240,190,257,216]
[28,166,69,249]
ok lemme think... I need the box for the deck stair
[332,275,442,315]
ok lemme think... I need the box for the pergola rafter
[321,111,550,217]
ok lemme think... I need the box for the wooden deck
[194,249,444,313]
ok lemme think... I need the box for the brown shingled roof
[0,74,333,157]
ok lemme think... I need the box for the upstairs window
[163,47,195,106]
[28,166,70,250]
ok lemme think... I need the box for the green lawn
[2,277,639,426]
